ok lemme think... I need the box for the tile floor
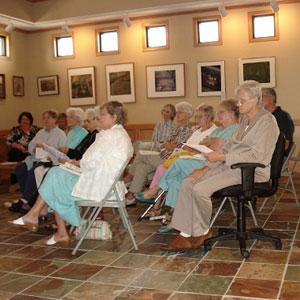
[0,176,299,300]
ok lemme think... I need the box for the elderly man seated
[162,81,279,251]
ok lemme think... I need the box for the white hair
[235,80,263,107]
[84,107,97,121]
[175,101,194,119]
[66,107,85,126]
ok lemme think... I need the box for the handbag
[74,220,112,240]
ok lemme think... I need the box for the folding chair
[72,157,138,255]
[259,142,299,212]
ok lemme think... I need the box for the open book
[182,143,213,154]
[59,162,81,175]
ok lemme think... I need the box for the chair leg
[72,206,102,255]
[288,171,299,206]
[137,190,165,221]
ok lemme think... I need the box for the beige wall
[0,2,299,128]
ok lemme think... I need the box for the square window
[193,16,222,46]
[0,36,6,56]
[142,21,169,51]
[54,35,74,57]
[98,30,118,53]
[253,15,275,38]
[146,25,167,48]
[248,11,279,42]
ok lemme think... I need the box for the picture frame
[37,75,59,96]
[68,66,96,106]
[197,61,225,97]
[13,76,25,97]
[105,63,135,103]
[146,63,185,98]
[0,74,5,100]
[239,57,276,88]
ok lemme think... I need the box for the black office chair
[204,133,285,258]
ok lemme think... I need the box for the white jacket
[72,124,133,201]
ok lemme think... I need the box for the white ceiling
[0,0,275,32]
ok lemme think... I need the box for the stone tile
[23,277,81,299]
[293,240,300,251]
[194,261,241,276]
[0,256,33,271]
[132,270,186,290]
[10,296,50,300]
[51,262,104,281]
[151,256,199,273]
[74,250,122,265]
[264,221,298,230]
[6,233,45,245]
[280,281,300,300]
[179,274,232,295]
[16,259,66,276]
[253,239,292,251]
[0,273,42,293]
[285,265,300,281]
[130,243,165,256]
[133,222,161,233]
[227,278,280,298]
[237,262,285,280]
[115,287,172,300]
[170,293,222,300]
[112,253,159,269]
[268,214,299,222]
[0,291,16,300]
[264,229,295,239]
[64,282,125,299]
[0,242,23,255]
[143,233,176,244]
[205,248,243,262]
[90,266,143,285]
[289,251,300,264]
[41,248,86,261]
[248,249,288,264]
[12,245,54,258]
[0,233,15,242]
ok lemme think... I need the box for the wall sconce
[123,15,132,28]
[4,22,15,33]
[61,22,71,34]
[270,0,279,13]
[218,2,228,17]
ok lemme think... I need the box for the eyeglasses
[161,109,171,114]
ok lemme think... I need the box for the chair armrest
[231,162,266,199]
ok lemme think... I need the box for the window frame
[95,26,120,56]
[142,20,169,52]
[248,10,279,43]
[193,15,222,47]
[0,31,10,58]
[52,33,75,59]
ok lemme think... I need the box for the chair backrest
[270,133,286,182]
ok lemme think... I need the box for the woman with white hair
[162,81,280,251]
[126,101,194,205]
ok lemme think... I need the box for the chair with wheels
[204,133,285,258]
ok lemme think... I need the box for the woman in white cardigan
[11,101,133,246]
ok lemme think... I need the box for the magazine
[59,162,81,175]
[182,143,213,154]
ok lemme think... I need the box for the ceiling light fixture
[218,2,228,17]
[123,15,132,28]
[4,22,15,33]
[270,0,279,12]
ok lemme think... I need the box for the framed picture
[239,57,276,88]
[105,63,135,103]
[68,66,96,106]
[0,74,5,100]
[197,61,225,97]
[146,63,185,98]
[13,76,25,97]
[37,75,59,96]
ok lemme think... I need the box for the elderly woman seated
[125,101,194,205]
[11,101,133,246]
[161,81,280,251]
[6,112,39,162]
[137,104,217,202]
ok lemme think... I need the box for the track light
[218,2,228,17]
[123,15,132,28]
[61,23,71,34]
[4,22,15,33]
[270,0,279,13]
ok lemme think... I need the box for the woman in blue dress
[159,99,239,209]
[11,101,133,246]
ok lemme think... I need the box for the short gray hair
[66,107,85,126]
[84,107,97,121]
[175,101,194,119]
[262,87,277,104]
[195,104,215,120]
[235,80,263,107]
